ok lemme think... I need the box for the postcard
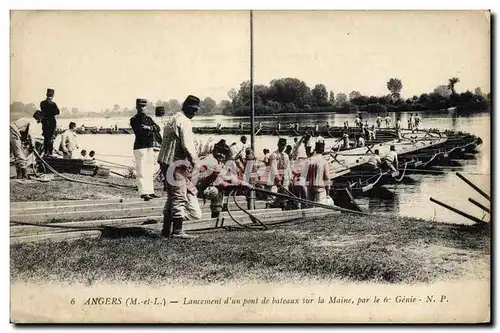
[9,10,491,323]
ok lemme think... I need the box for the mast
[247,10,256,211]
[250,10,255,152]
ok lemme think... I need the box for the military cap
[46,88,55,96]
[136,98,148,106]
[278,138,287,145]
[182,95,201,110]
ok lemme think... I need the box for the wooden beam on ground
[10,208,336,244]
[10,196,249,210]
[10,199,263,215]
[10,208,283,237]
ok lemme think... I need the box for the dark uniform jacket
[40,99,60,136]
[130,112,161,150]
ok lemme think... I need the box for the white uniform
[59,129,78,159]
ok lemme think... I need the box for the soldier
[158,95,202,239]
[10,111,43,179]
[305,138,332,204]
[382,145,399,173]
[194,139,253,218]
[130,98,162,201]
[58,122,78,159]
[40,88,60,156]
[365,149,382,171]
[376,114,383,129]
[266,138,291,208]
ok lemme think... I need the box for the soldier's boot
[15,166,21,179]
[19,168,29,179]
[161,214,172,238]
[171,218,197,239]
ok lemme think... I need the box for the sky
[10,10,490,112]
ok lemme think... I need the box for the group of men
[10,88,81,179]
[129,95,254,239]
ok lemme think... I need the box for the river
[55,110,491,225]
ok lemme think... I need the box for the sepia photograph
[8,8,491,323]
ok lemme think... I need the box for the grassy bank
[10,173,160,202]
[10,214,490,286]
[10,176,490,285]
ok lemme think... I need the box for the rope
[224,190,267,231]
[254,187,368,215]
[11,220,104,231]
[393,162,410,182]
[11,220,160,238]
[94,158,134,169]
[32,150,135,190]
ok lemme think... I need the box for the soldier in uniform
[158,95,202,239]
[194,139,253,218]
[10,111,43,179]
[266,138,291,208]
[40,88,60,156]
[130,98,162,201]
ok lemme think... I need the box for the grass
[9,175,490,286]
[10,213,490,286]
[10,173,163,201]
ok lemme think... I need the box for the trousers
[10,126,27,169]
[133,148,155,196]
[163,165,202,220]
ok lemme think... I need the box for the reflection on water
[60,111,491,225]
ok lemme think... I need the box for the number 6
[70,298,75,305]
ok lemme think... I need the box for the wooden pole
[250,10,255,153]
[429,197,487,224]
[468,198,490,214]
[456,172,490,201]
[248,10,256,211]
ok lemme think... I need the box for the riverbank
[9,173,159,201]
[10,212,490,286]
[10,176,490,286]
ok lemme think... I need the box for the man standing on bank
[157,95,202,239]
[130,98,162,201]
[40,88,60,156]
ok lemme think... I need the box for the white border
[2,0,497,331]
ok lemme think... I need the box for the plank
[10,207,336,245]
[10,196,249,210]
[10,200,269,224]
[10,208,284,237]
[10,199,264,215]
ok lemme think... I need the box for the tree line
[223,77,491,116]
[10,77,490,120]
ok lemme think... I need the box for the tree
[311,84,328,106]
[113,104,120,111]
[268,78,311,108]
[200,97,217,114]
[448,77,460,95]
[166,99,181,113]
[386,78,403,101]
[227,88,238,102]
[328,91,335,104]
[348,90,361,100]
[433,85,452,98]
[217,99,232,113]
[474,87,483,96]
[335,92,347,106]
